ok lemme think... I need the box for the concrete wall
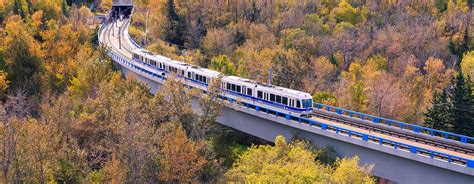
[111,56,474,184]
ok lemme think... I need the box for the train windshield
[302,99,313,109]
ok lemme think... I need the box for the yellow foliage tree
[225,135,328,183]
[462,51,474,79]
[331,156,375,184]
[0,71,9,100]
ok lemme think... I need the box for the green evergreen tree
[450,71,474,136]
[20,7,25,19]
[164,0,185,47]
[449,27,471,69]
[435,0,448,13]
[13,0,19,15]
[26,0,33,14]
[62,0,69,17]
[424,90,452,131]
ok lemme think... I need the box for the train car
[132,48,221,90]
[185,65,221,91]
[132,48,313,117]
[222,76,313,117]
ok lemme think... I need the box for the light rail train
[132,48,313,117]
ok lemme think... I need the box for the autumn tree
[202,28,234,56]
[330,156,375,183]
[158,75,195,132]
[225,135,374,183]
[225,135,328,182]
[157,122,206,183]
[194,78,222,140]
[209,55,236,76]
[3,15,43,94]
[461,51,474,78]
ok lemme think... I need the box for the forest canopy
[129,0,474,134]
[0,0,382,182]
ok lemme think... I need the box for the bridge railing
[313,102,474,144]
[99,22,474,169]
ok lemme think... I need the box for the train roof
[188,65,221,77]
[225,76,312,98]
[133,49,310,98]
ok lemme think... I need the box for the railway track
[312,111,474,156]
[105,20,474,157]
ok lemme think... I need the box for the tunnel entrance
[109,0,133,21]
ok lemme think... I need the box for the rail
[99,21,474,169]
[313,103,474,144]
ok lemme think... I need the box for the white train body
[131,48,313,117]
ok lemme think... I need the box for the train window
[296,100,301,108]
[203,76,207,83]
[247,88,252,96]
[187,72,191,78]
[258,91,263,98]
[227,83,231,90]
[270,94,275,102]
[236,85,241,93]
[302,99,312,108]
[282,97,288,105]
[276,95,282,104]
[231,84,236,91]
[181,70,184,76]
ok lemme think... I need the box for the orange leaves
[158,122,207,183]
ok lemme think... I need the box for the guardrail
[313,103,474,144]
[99,22,474,169]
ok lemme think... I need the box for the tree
[313,91,337,106]
[3,15,43,94]
[448,27,470,68]
[0,71,9,101]
[424,90,452,131]
[461,51,474,78]
[158,75,196,133]
[164,0,185,47]
[209,55,236,76]
[194,78,222,140]
[68,47,113,99]
[225,135,374,183]
[225,135,328,183]
[202,28,234,56]
[157,122,206,183]
[424,58,453,92]
[330,156,375,183]
[330,0,367,25]
[303,56,336,94]
[450,71,474,136]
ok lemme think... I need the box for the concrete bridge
[98,4,474,183]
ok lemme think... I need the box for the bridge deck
[100,19,474,171]
[311,116,474,160]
